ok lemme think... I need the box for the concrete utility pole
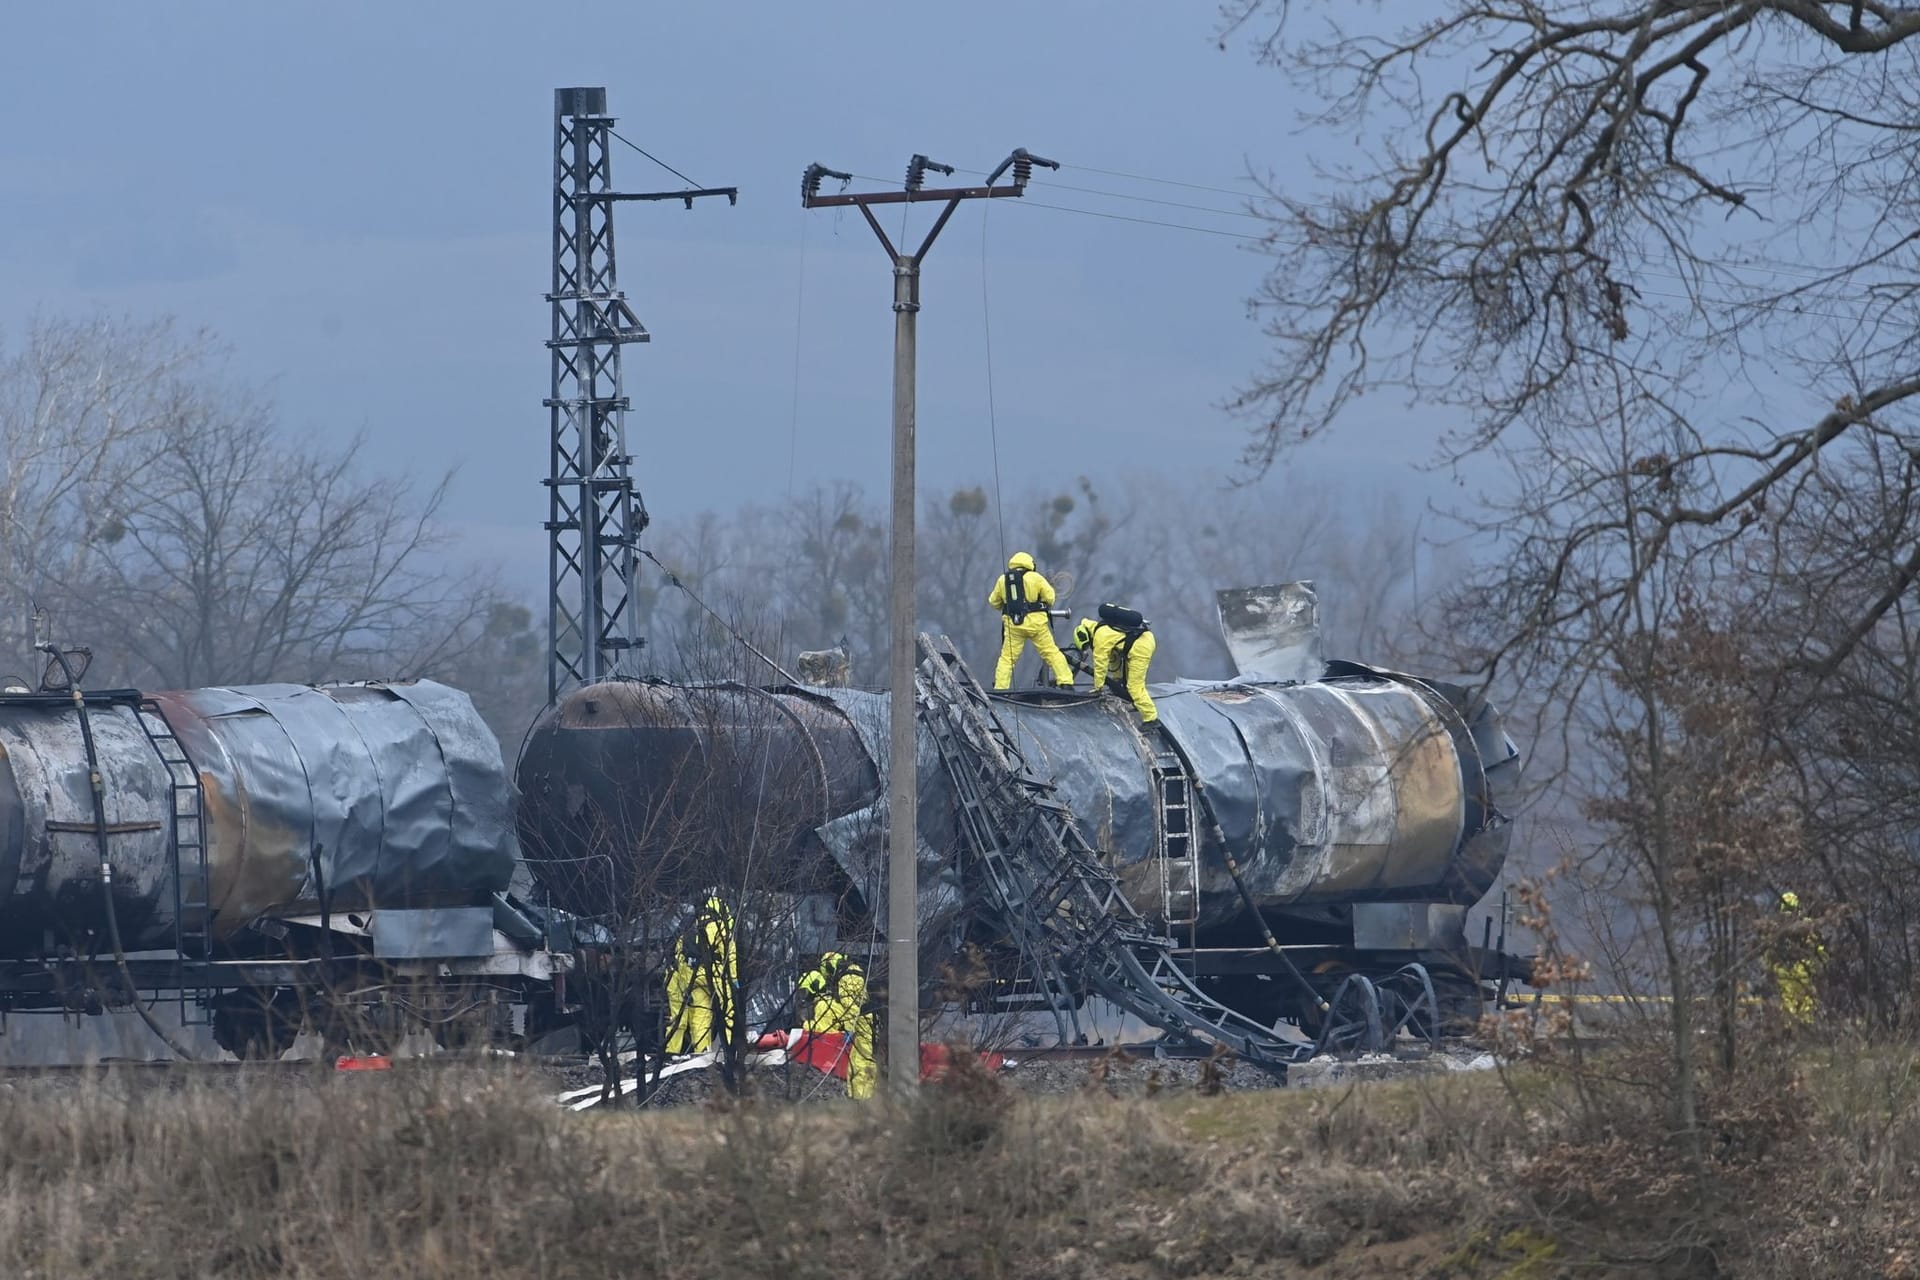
[801,148,1056,1094]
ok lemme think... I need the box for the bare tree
[1220,1,1920,685]
[0,315,218,666]
[73,394,479,689]
[0,313,531,721]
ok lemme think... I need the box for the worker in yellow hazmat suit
[988,551,1074,690]
[1073,606,1158,724]
[1766,891,1824,1026]
[799,952,876,1100]
[664,896,739,1054]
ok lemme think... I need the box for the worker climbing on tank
[1072,603,1158,724]
[1766,890,1825,1026]
[664,894,740,1055]
[798,951,876,1100]
[988,551,1074,691]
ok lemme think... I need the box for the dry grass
[0,1045,1914,1279]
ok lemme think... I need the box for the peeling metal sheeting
[996,661,1517,931]
[1216,582,1323,684]
[515,681,882,917]
[0,680,518,958]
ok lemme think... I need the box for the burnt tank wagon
[0,678,567,1057]
[515,585,1526,1032]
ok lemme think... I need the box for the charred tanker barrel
[514,660,1518,944]
[515,681,881,917]
[0,680,517,958]
[996,663,1518,931]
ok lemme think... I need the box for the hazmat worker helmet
[1779,891,1801,912]
[1008,551,1035,571]
[1073,618,1096,649]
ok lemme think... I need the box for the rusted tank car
[0,679,518,957]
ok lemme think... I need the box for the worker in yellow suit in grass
[988,551,1074,690]
[798,952,873,1100]
[1073,604,1158,724]
[799,952,876,1100]
[1767,891,1824,1026]
[664,896,739,1054]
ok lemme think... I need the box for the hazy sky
[0,3,1478,598]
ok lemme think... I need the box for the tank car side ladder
[135,701,214,1028]
[1150,750,1200,940]
[917,635,1306,1077]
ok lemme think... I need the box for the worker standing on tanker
[799,951,876,1100]
[665,895,739,1054]
[988,551,1074,690]
[1073,604,1158,724]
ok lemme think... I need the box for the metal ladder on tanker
[135,702,214,1028]
[916,634,1308,1077]
[1152,751,1200,941]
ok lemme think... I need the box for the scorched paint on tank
[0,680,517,958]
[513,585,1523,959]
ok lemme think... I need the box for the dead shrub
[903,1042,1007,1157]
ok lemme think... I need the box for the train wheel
[211,989,299,1061]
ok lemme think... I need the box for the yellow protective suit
[1766,892,1824,1026]
[799,953,876,1100]
[665,898,739,1054]
[1076,618,1158,723]
[988,553,1073,690]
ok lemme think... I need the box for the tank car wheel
[212,989,300,1061]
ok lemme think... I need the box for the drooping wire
[1012,198,1263,241]
[606,128,707,190]
[980,204,1008,561]
[1061,162,1258,200]
[639,548,801,686]
[787,211,809,505]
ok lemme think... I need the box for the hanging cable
[44,651,200,1061]
[1062,162,1258,199]
[979,204,1009,561]
[787,211,810,505]
[639,548,801,686]
[1012,199,1262,241]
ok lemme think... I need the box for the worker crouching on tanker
[988,551,1074,690]
[1073,603,1158,724]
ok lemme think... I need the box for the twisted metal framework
[545,87,734,698]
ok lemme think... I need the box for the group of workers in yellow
[661,895,877,1100]
[989,550,1159,724]
[661,565,1824,1098]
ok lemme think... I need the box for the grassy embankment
[0,1045,1914,1278]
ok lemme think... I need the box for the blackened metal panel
[371,905,496,959]
[1202,686,1329,900]
[147,688,308,932]
[178,688,324,918]
[1001,696,1154,866]
[328,684,450,896]
[1216,582,1323,683]
[1152,692,1261,909]
[381,680,520,897]
[211,685,374,902]
[0,704,174,953]
[811,688,962,949]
